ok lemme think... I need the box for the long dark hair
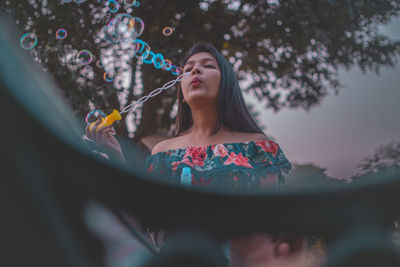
[175,41,265,137]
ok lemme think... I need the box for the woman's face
[181,52,221,107]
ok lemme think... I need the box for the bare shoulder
[151,136,182,155]
[229,131,269,143]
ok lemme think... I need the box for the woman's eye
[184,67,192,72]
[205,64,215,68]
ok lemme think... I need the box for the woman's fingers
[96,125,114,145]
[86,119,102,140]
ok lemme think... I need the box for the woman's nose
[191,64,201,74]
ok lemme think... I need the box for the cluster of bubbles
[102,14,144,44]
[21,28,67,50]
[21,0,180,88]
[133,39,183,75]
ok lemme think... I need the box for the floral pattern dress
[145,139,292,192]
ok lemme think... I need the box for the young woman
[88,42,303,267]
[146,42,291,192]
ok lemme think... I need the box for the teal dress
[145,139,292,192]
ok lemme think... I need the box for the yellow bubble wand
[88,109,122,132]
[86,72,189,132]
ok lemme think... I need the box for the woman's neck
[188,104,222,139]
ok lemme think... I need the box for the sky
[245,18,400,179]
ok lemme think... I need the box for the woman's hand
[86,120,124,161]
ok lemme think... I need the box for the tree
[355,139,400,177]
[284,163,347,189]
[2,0,400,141]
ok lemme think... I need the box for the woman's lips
[191,78,201,86]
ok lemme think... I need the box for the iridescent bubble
[106,0,120,13]
[85,110,106,124]
[153,53,164,69]
[143,51,155,64]
[74,0,87,4]
[20,33,38,50]
[170,65,179,75]
[176,67,184,75]
[76,50,93,66]
[162,59,172,71]
[83,65,93,72]
[107,14,145,43]
[134,1,140,7]
[162,27,173,36]
[62,0,73,3]
[129,17,145,38]
[124,0,136,7]
[103,72,115,82]
[56,28,67,40]
[133,39,150,59]
[102,25,119,44]
[96,60,103,68]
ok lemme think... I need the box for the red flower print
[233,176,239,181]
[147,164,154,174]
[172,158,194,173]
[224,152,253,168]
[184,146,207,167]
[180,157,194,168]
[256,140,279,158]
[213,144,228,158]
[172,161,180,173]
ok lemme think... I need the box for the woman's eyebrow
[185,58,216,66]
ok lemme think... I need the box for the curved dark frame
[1,22,400,266]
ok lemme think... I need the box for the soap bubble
[103,72,115,82]
[107,14,145,43]
[20,33,38,50]
[74,0,87,4]
[124,0,136,7]
[62,0,73,3]
[162,27,173,36]
[134,1,140,7]
[76,50,93,65]
[176,67,184,75]
[106,0,120,13]
[96,60,103,68]
[171,66,183,76]
[128,16,145,38]
[85,110,106,124]
[133,39,150,59]
[143,51,155,64]
[83,65,93,72]
[162,59,172,71]
[102,25,119,44]
[56,28,67,40]
[153,53,164,69]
